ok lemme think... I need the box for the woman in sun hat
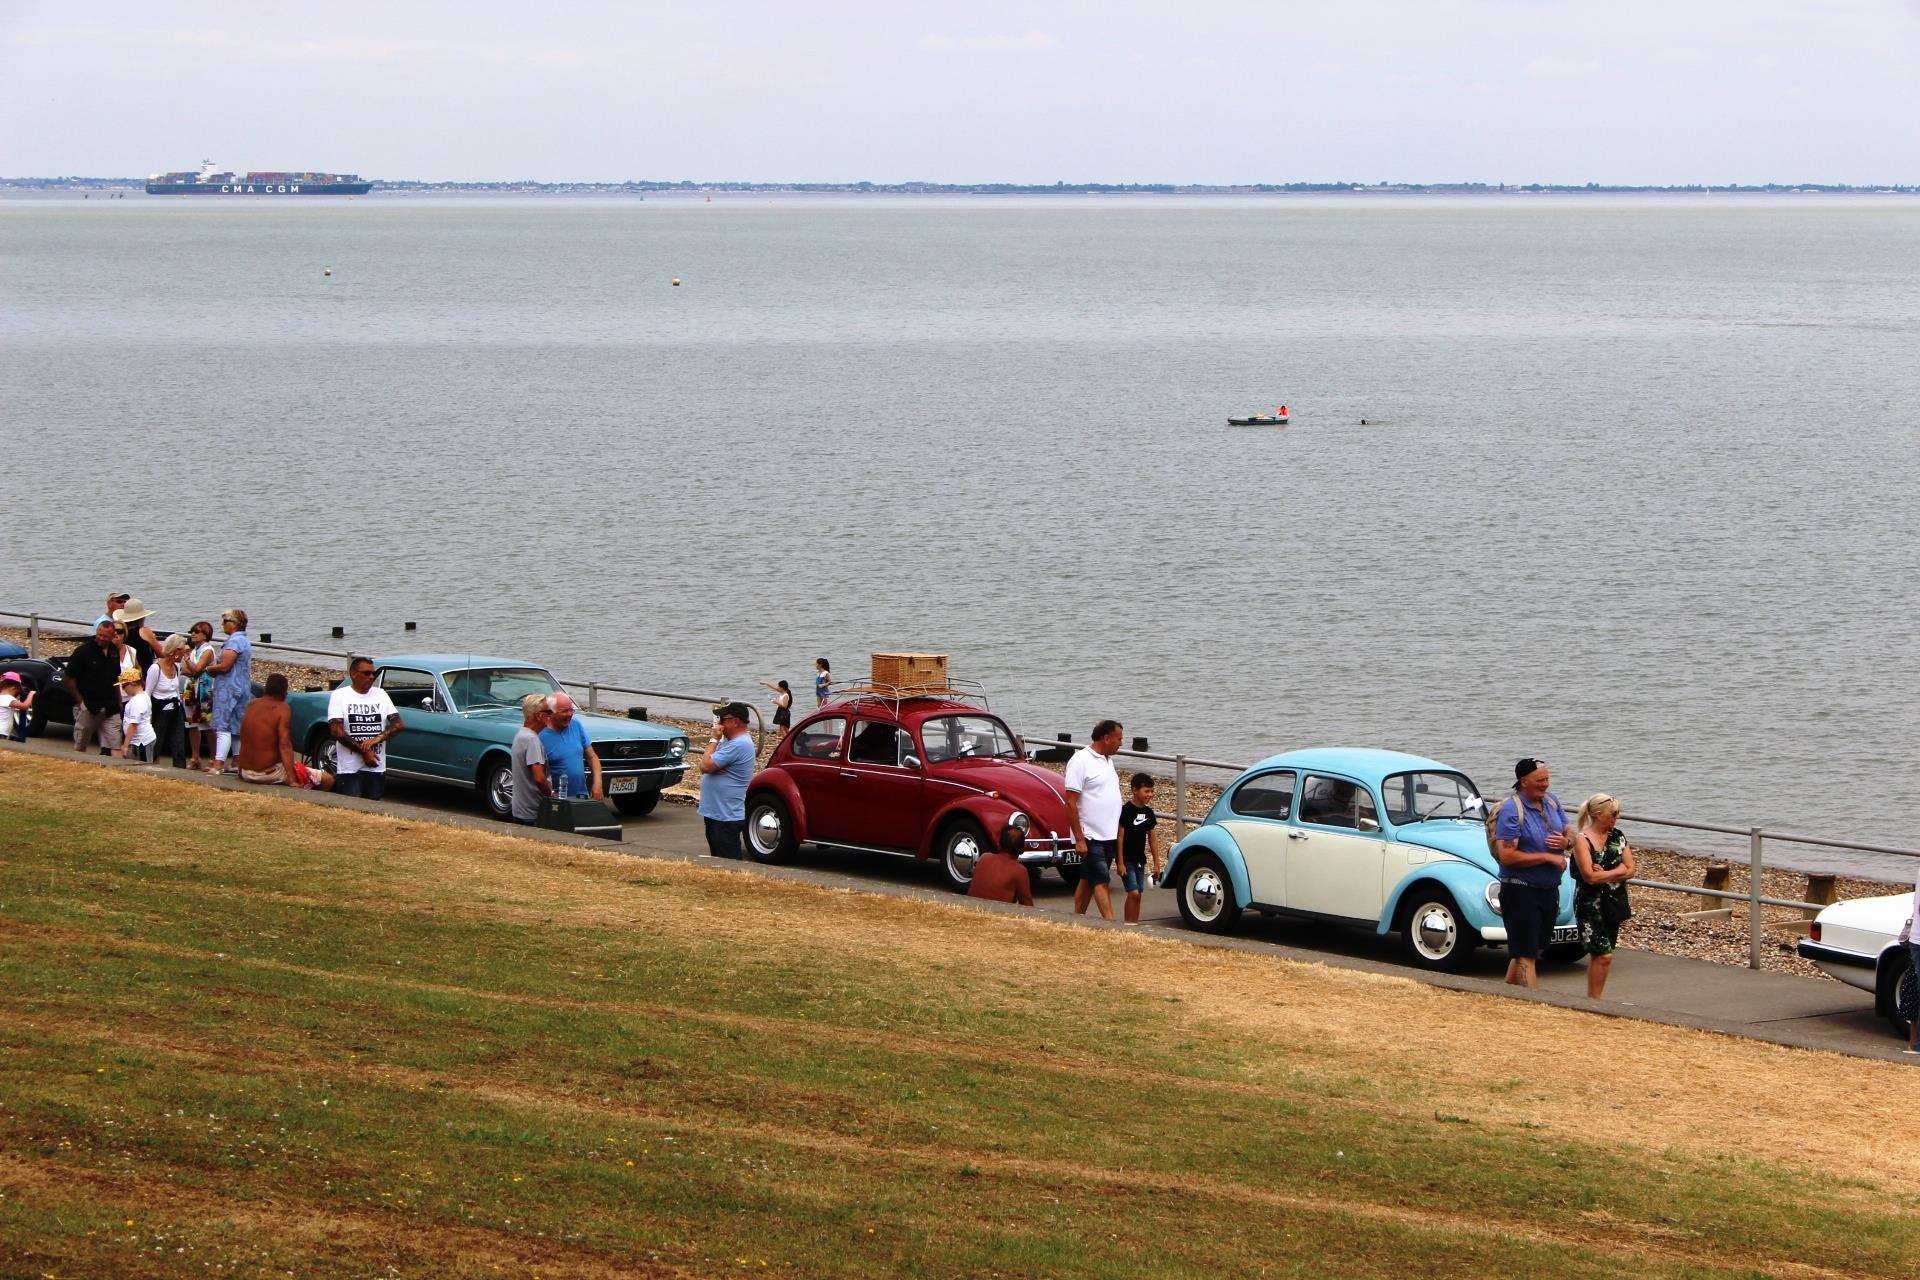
[111,597,160,677]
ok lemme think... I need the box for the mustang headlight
[1484,881,1503,915]
[670,737,687,759]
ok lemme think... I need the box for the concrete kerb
[1,737,1905,1066]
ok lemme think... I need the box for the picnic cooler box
[871,652,948,691]
[536,796,624,842]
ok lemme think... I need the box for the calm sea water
[5,193,1918,877]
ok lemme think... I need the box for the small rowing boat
[1228,414,1289,426]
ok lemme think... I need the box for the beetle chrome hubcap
[946,832,981,881]
[749,806,782,854]
[1411,903,1458,959]
[1187,868,1225,921]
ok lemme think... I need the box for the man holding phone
[698,702,756,859]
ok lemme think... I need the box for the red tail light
[1809,921,1821,942]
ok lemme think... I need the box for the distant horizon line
[6,175,1919,195]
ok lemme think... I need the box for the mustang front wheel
[1398,888,1479,972]
[478,757,515,821]
[1175,853,1240,934]
[745,793,797,863]
[614,790,661,817]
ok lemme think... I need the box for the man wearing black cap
[1491,757,1571,988]
[698,702,756,859]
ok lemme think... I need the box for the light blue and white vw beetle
[1162,748,1578,970]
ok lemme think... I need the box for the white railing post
[1748,827,1764,971]
[587,681,599,713]
[1175,754,1189,837]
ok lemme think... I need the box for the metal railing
[10,604,1915,971]
[0,609,767,749]
[1026,730,1920,970]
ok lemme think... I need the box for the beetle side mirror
[902,753,923,771]
[1358,816,1381,834]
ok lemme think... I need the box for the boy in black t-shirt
[1117,773,1163,924]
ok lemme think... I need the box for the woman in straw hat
[111,596,160,677]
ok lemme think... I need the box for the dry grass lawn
[0,750,1916,1278]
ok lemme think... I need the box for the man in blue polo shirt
[1492,757,1569,989]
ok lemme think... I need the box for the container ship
[145,159,371,196]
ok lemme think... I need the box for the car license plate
[1550,925,1579,945]
[608,777,639,795]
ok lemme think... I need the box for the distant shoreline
[7,177,1920,197]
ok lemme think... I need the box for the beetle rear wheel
[1175,853,1240,934]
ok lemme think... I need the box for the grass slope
[0,752,1915,1278]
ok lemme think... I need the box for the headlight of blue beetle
[1484,880,1503,915]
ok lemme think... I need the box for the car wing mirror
[902,752,923,771]
[1358,816,1381,834]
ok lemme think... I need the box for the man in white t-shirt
[327,656,404,801]
[1064,718,1125,921]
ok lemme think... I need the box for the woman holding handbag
[1571,793,1636,999]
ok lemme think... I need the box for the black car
[4,657,75,737]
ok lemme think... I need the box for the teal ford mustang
[287,654,687,820]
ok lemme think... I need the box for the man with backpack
[1491,757,1570,989]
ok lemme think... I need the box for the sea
[4,192,1918,879]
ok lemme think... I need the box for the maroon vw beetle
[744,693,1079,889]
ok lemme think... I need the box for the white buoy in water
[323,266,332,277]
[671,277,681,287]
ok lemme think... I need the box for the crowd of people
[25,607,1920,1031]
[57,594,253,770]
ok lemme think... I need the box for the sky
[3,1,1918,184]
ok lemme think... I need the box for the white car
[1797,894,1917,1038]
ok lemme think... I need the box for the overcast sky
[4,0,1917,183]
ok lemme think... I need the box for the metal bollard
[27,613,39,659]
[1174,754,1188,838]
[1748,827,1764,970]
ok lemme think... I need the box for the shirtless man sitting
[236,674,334,790]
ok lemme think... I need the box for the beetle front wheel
[1175,854,1240,934]
[1399,888,1479,972]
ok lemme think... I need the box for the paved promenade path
[5,738,1901,1064]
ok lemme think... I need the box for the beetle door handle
[1287,831,1308,841]
[839,770,857,778]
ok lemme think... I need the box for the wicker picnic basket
[870,652,949,692]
